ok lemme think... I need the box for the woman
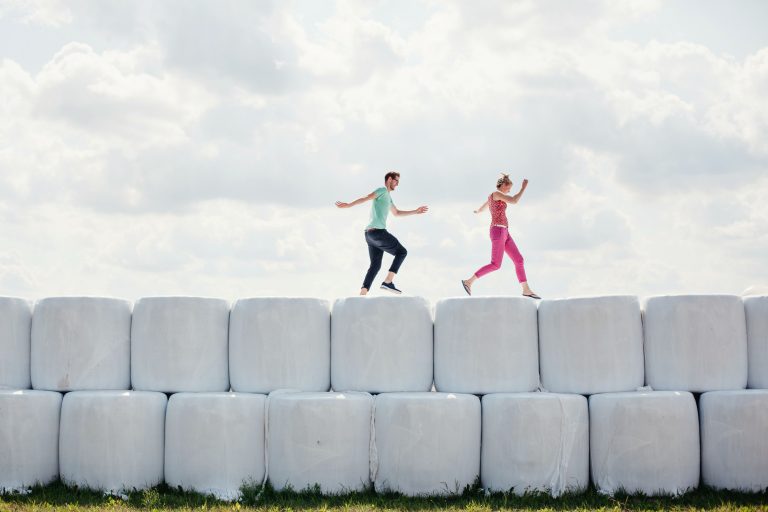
[461,174,540,299]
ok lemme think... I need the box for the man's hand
[335,201,350,208]
[416,206,429,214]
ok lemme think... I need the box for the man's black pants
[362,229,407,290]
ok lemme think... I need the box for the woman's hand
[522,178,529,188]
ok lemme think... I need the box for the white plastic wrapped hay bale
[31,297,131,391]
[0,298,32,389]
[0,390,61,492]
[434,298,538,394]
[589,391,699,496]
[131,297,229,392]
[538,296,644,394]
[481,392,588,496]
[165,392,266,500]
[700,390,768,492]
[643,295,747,391]
[331,297,432,393]
[372,392,480,496]
[59,391,166,492]
[229,298,330,393]
[744,296,768,389]
[268,391,373,493]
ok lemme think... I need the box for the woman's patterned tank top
[489,193,508,227]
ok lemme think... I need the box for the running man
[335,171,428,295]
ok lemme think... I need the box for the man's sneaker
[380,282,402,294]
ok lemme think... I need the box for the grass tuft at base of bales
[1,480,766,512]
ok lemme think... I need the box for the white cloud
[35,42,215,147]
[0,0,72,27]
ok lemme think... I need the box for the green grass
[1,480,766,512]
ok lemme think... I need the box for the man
[335,171,428,295]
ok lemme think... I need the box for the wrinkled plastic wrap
[744,297,768,389]
[0,390,61,492]
[538,296,644,394]
[268,391,373,493]
[31,297,131,391]
[589,391,699,496]
[481,393,588,496]
[165,392,266,500]
[59,391,167,492]
[434,298,538,394]
[643,295,747,392]
[331,297,432,393]
[372,392,480,496]
[700,390,768,492]
[131,297,229,392]
[229,298,330,393]
[0,298,32,389]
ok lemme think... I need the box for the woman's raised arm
[493,179,528,204]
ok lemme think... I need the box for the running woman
[461,173,540,299]
[335,171,428,295]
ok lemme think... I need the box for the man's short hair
[384,171,400,183]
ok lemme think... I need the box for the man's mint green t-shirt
[367,187,393,229]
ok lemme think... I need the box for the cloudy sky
[1,0,767,302]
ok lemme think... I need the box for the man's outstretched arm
[335,191,377,208]
[390,205,429,217]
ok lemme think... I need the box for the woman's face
[501,182,512,193]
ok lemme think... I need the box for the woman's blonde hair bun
[496,173,512,190]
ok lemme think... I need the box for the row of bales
[1,295,767,498]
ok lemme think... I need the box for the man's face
[388,176,400,190]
